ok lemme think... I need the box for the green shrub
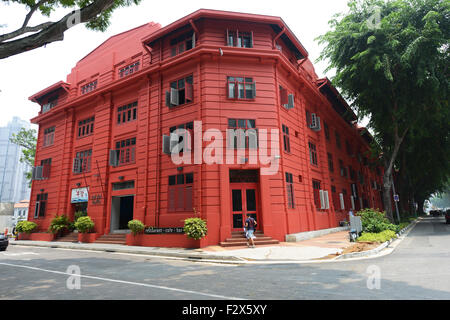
[74,211,87,222]
[15,221,37,234]
[357,230,397,243]
[48,214,71,234]
[356,208,398,233]
[128,219,145,236]
[184,218,207,240]
[74,216,95,233]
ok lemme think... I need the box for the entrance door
[111,195,134,232]
[231,184,258,231]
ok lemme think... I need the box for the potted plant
[127,219,145,246]
[48,214,71,238]
[74,216,95,242]
[15,221,37,240]
[183,217,207,241]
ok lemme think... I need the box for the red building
[28,9,384,247]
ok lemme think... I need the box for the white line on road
[0,262,245,300]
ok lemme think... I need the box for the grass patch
[357,230,397,243]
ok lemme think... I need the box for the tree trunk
[383,174,394,222]
[417,197,425,215]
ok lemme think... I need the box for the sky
[0,0,353,128]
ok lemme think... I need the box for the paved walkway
[9,230,351,262]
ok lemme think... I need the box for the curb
[9,241,246,263]
[335,218,418,260]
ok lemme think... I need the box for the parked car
[0,234,8,251]
[445,210,450,224]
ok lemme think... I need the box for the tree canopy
[9,127,37,184]
[0,0,142,59]
[317,0,449,220]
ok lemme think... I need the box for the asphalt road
[1,216,449,300]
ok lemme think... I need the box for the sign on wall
[144,227,184,234]
[71,187,89,203]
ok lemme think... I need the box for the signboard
[71,187,89,203]
[393,194,400,202]
[144,227,184,234]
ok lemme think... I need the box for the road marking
[0,262,244,300]
[1,252,38,256]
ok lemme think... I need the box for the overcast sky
[0,0,352,128]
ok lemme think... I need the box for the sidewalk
[8,230,352,263]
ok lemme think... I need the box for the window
[73,150,92,174]
[170,121,194,153]
[112,181,135,191]
[81,80,97,95]
[34,193,47,218]
[349,166,356,181]
[119,61,139,78]
[226,30,253,48]
[40,158,52,179]
[168,173,193,212]
[78,117,94,138]
[227,119,257,149]
[42,96,58,113]
[309,142,318,166]
[117,102,137,124]
[346,140,353,156]
[227,77,255,99]
[114,138,136,166]
[339,159,347,177]
[285,172,295,208]
[43,127,55,146]
[327,153,334,172]
[282,125,290,153]
[170,31,195,57]
[279,85,294,109]
[324,121,330,140]
[166,75,193,107]
[312,180,321,209]
[335,131,341,149]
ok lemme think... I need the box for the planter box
[78,233,98,243]
[18,233,55,241]
[126,233,201,248]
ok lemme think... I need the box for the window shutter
[226,29,231,46]
[288,94,295,109]
[39,200,46,217]
[185,186,193,211]
[227,81,236,99]
[170,87,179,106]
[280,87,288,105]
[310,113,317,128]
[176,185,184,211]
[162,135,171,155]
[319,190,325,209]
[31,167,37,180]
[185,82,193,102]
[324,191,330,209]
[351,195,355,210]
[34,202,40,218]
[339,193,345,210]
[192,32,196,48]
[109,150,119,167]
[168,187,176,212]
[251,82,256,98]
[35,166,43,180]
[42,163,50,178]
[73,158,80,173]
[250,31,254,48]
[165,91,171,107]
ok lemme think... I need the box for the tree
[0,0,142,59]
[317,0,449,221]
[9,128,37,184]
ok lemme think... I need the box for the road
[1,216,449,300]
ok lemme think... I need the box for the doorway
[231,185,259,231]
[110,195,134,232]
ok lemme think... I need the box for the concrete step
[224,236,274,243]
[220,239,280,247]
[55,232,78,242]
[95,234,126,245]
